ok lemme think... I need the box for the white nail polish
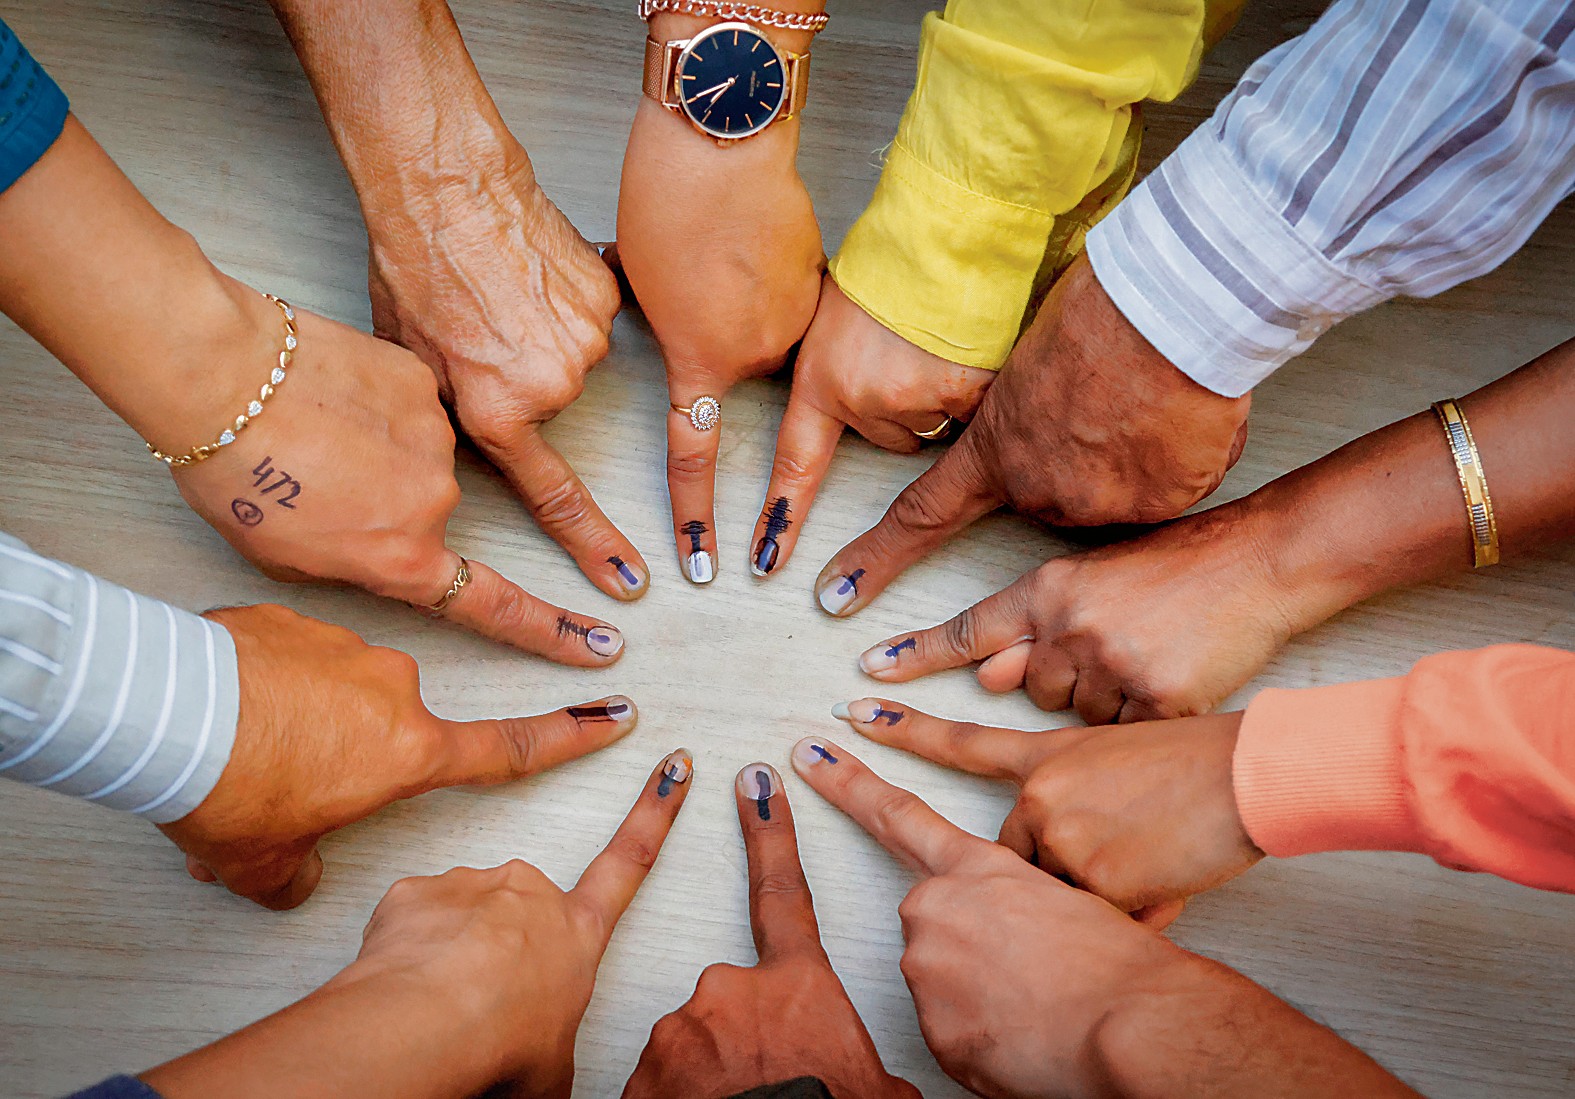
[686,550,715,585]
[831,701,851,720]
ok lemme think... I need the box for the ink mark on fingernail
[608,555,642,588]
[810,743,839,764]
[835,569,866,597]
[658,754,692,797]
[755,770,773,820]
[753,497,793,575]
[872,708,904,726]
[885,637,917,659]
[230,498,264,527]
[568,703,630,721]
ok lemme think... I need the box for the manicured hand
[751,276,994,581]
[843,499,1302,723]
[834,700,1262,912]
[623,762,921,1099]
[170,294,628,664]
[162,603,642,909]
[812,254,1251,617]
[617,87,822,586]
[367,154,647,602]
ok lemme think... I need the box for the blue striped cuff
[1085,126,1391,397]
[0,17,69,194]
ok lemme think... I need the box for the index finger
[733,762,826,963]
[789,737,987,877]
[571,749,694,944]
[813,434,999,618]
[749,386,845,580]
[831,697,1058,785]
[435,557,626,667]
[667,383,726,587]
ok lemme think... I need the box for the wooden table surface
[2,2,1572,1096]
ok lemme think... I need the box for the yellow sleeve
[829,0,1243,370]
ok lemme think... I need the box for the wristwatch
[643,21,810,143]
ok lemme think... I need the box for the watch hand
[706,77,736,106]
[687,79,731,104]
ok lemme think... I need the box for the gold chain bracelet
[1431,398,1499,569]
[146,293,297,468]
[637,0,829,32]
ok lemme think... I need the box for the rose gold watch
[643,21,810,144]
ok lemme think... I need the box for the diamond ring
[672,395,722,431]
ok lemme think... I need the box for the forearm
[1250,338,1575,633]
[1094,955,1419,1099]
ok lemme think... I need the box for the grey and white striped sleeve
[1085,0,1575,397]
[0,532,238,822]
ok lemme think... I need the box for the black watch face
[675,23,786,139]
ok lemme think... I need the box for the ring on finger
[671,395,722,432]
[913,414,955,442]
[420,558,471,616]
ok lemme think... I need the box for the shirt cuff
[1233,676,1423,858]
[1085,124,1392,397]
[0,18,69,194]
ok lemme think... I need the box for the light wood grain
[1,2,1572,1097]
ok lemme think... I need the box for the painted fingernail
[679,520,715,584]
[817,568,866,615]
[657,749,693,798]
[833,698,881,724]
[792,737,841,768]
[568,695,635,722]
[751,497,793,577]
[607,555,647,596]
[859,637,914,674]
[587,625,624,658]
[736,762,780,821]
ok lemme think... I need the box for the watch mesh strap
[786,51,810,118]
[643,36,669,102]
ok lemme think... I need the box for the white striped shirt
[0,533,238,822]
[1086,0,1575,397]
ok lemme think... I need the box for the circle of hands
[155,92,1269,1099]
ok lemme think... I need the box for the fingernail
[686,550,715,585]
[736,762,780,821]
[859,637,914,674]
[657,748,693,797]
[568,695,635,723]
[752,497,794,577]
[751,537,779,577]
[834,698,881,724]
[792,737,841,768]
[817,568,866,615]
[607,555,647,596]
[585,625,624,658]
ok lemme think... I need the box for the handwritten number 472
[252,456,301,508]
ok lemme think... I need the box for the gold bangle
[637,0,829,32]
[1431,398,1499,569]
[146,293,298,468]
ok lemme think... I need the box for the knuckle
[667,450,711,480]
[886,482,953,536]
[769,447,819,489]
[493,719,539,776]
[872,790,923,838]
[527,476,592,532]
[750,870,808,901]
[940,610,979,657]
[607,833,660,873]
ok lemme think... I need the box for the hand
[617,70,823,586]
[789,737,1417,1099]
[812,254,1251,617]
[623,762,920,1099]
[161,603,641,909]
[368,151,646,602]
[833,700,1262,912]
[753,275,994,585]
[170,289,628,664]
[844,498,1303,723]
[143,752,693,1098]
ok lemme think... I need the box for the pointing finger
[667,386,725,588]
[428,695,639,789]
[571,749,694,945]
[434,557,626,667]
[734,763,827,963]
[813,435,999,617]
[789,736,986,877]
[832,698,1057,784]
[854,574,1038,684]
[750,387,844,580]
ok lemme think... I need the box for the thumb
[814,430,998,617]
[425,696,639,789]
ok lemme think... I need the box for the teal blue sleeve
[0,16,69,194]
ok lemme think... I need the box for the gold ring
[913,414,954,441]
[671,395,722,431]
[422,558,470,616]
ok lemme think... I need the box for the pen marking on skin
[250,456,301,508]
[608,556,641,588]
[230,499,264,527]
[657,773,674,797]
[885,638,916,659]
[555,616,591,639]
[872,708,904,726]
[755,771,773,821]
[680,520,708,554]
[568,703,631,722]
[754,496,793,575]
[810,743,839,763]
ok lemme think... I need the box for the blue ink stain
[608,556,641,587]
[885,637,917,659]
[755,771,773,821]
[836,568,866,596]
[872,708,904,726]
[657,774,674,798]
[810,744,839,764]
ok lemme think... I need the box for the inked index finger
[789,737,986,877]
[733,762,826,963]
[831,697,1058,785]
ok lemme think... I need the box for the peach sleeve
[1232,644,1575,893]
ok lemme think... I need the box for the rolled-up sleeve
[1087,0,1575,397]
[0,16,69,194]
[0,534,239,823]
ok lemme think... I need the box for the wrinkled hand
[753,276,994,583]
[813,254,1251,617]
[834,700,1262,913]
[342,751,693,1096]
[623,762,920,1099]
[617,89,822,586]
[162,603,641,909]
[845,498,1302,722]
[171,291,626,664]
[367,152,646,601]
[788,736,1200,1099]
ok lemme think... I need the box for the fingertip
[605,555,650,600]
[568,694,639,737]
[185,855,218,883]
[585,624,625,661]
[815,565,868,616]
[735,762,784,822]
[655,748,693,800]
[977,640,1031,693]
[790,735,844,777]
[832,697,881,725]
